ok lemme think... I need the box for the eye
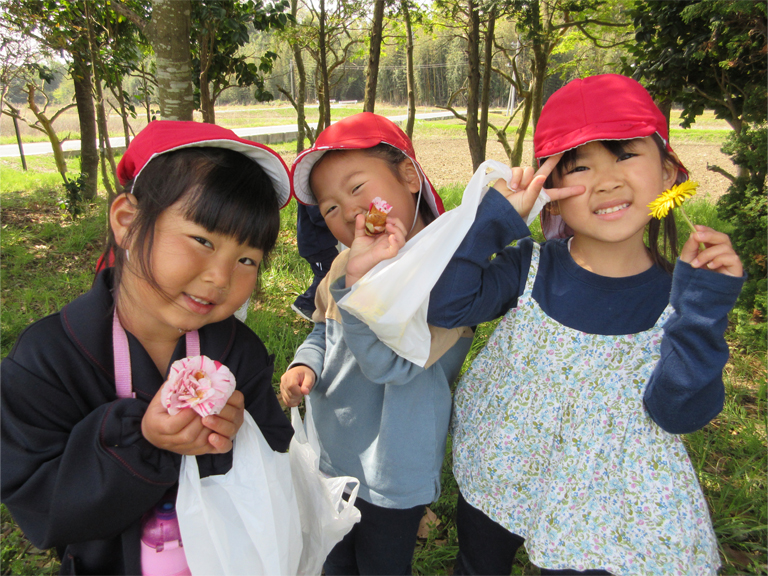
[239,256,259,267]
[566,165,588,175]
[193,236,213,248]
[323,205,338,217]
[618,152,637,161]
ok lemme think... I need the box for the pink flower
[161,355,236,417]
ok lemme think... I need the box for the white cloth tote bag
[290,400,361,576]
[337,159,550,366]
[177,411,303,575]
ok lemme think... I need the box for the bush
[716,124,767,350]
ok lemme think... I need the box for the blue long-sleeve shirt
[428,188,745,434]
[291,251,473,508]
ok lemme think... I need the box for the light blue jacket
[291,251,474,509]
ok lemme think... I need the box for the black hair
[107,147,280,297]
[541,134,684,274]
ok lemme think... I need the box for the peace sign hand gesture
[493,154,585,221]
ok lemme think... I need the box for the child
[0,121,295,575]
[428,74,745,575]
[281,112,475,575]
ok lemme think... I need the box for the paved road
[0,112,456,158]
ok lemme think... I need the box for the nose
[594,168,623,194]
[343,201,365,224]
[203,257,233,292]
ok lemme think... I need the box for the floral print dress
[452,243,720,575]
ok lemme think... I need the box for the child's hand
[280,365,316,407]
[345,214,408,287]
[142,388,244,455]
[681,226,743,277]
[493,154,585,220]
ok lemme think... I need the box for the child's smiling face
[120,201,263,339]
[310,149,423,247]
[550,137,678,248]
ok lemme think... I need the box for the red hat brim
[117,121,292,208]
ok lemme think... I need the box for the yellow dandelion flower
[647,181,699,219]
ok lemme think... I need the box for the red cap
[535,74,685,167]
[117,120,291,208]
[291,112,444,217]
[534,74,688,240]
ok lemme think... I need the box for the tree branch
[707,163,736,182]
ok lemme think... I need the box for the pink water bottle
[140,500,192,576]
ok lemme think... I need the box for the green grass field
[1,116,765,575]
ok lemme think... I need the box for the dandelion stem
[679,206,706,252]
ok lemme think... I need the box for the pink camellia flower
[161,355,236,417]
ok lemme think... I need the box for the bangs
[180,149,280,255]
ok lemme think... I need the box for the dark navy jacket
[1,270,292,575]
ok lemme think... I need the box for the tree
[363,0,385,112]
[278,0,366,142]
[277,0,310,153]
[400,0,416,137]
[628,0,767,326]
[2,0,100,199]
[191,0,291,124]
[113,0,195,120]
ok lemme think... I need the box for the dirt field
[280,137,736,201]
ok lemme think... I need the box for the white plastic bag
[176,412,303,576]
[290,400,361,576]
[337,159,550,366]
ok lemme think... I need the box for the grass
[1,113,764,575]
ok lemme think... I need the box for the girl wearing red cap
[428,75,744,575]
[1,121,294,575]
[282,113,474,575]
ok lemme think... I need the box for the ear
[662,159,679,190]
[399,159,421,195]
[110,193,138,249]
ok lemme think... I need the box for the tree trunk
[114,81,131,146]
[153,0,194,121]
[72,51,99,199]
[363,0,385,113]
[26,85,68,182]
[85,0,119,200]
[511,93,533,166]
[199,30,216,124]
[402,0,416,139]
[465,0,483,171]
[318,0,331,129]
[479,7,495,155]
[290,0,308,152]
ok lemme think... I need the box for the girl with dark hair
[1,121,294,575]
[429,75,744,575]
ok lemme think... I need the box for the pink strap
[112,310,200,399]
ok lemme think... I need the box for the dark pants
[293,245,338,311]
[453,492,611,576]
[323,498,426,576]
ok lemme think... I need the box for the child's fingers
[544,184,586,202]
[508,166,534,191]
[353,213,368,239]
[202,391,245,437]
[280,367,314,407]
[684,226,744,277]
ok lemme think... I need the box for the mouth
[594,203,630,215]
[184,293,217,314]
[187,294,214,305]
